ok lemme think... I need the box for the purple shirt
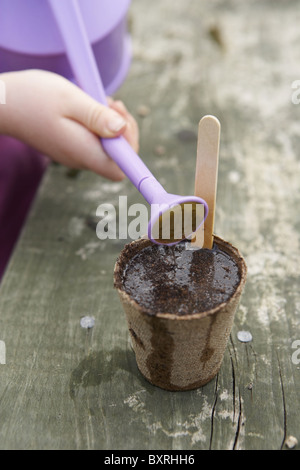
[0,136,47,280]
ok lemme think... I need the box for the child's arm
[0,69,139,181]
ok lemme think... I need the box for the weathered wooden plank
[0,0,299,450]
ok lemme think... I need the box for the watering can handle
[48,0,163,197]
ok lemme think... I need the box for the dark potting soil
[122,242,241,315]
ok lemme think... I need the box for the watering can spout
[138,177,168,205]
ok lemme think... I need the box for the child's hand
[0,70,139,181]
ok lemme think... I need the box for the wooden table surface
[0,0,299,450]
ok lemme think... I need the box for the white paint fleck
[218,410,232,420]
[123,391,212,446]
[124,390,147,414]
[190,426,206,445]
[220,390,229,401]
[148,421,190,439]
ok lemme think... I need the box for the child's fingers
[108,100,139,152]
[108,99,128,116]
[49,117,126,181]
[65,89,129,138]
[65,89,139,150]
[56,79,139,175]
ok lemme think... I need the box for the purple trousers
[0,136,48,280]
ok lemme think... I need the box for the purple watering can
[1,0,208,245]
[0,0,132,95]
